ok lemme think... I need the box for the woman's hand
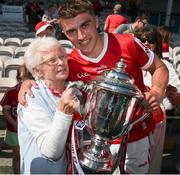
[166,84,180,107]
[58,88,80,115]
[18,80,39,107]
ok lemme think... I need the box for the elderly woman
[17,37,80,174]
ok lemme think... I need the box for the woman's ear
[32,67,43,79]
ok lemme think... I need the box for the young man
[19,0,168,173]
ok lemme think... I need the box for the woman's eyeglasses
[140,37,156,44]
[40,55,67,66]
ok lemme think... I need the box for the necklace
[48,87,64,97]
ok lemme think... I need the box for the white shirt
[18,79,72,174]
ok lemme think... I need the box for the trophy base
[79,145,114,174]
[81,164,113,174]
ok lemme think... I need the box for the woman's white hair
[24,37,64,74]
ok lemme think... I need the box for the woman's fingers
[58,88,80,115]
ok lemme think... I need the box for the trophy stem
[90,135,106,156]
[79,134,113,173]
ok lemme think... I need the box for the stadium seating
[14,47,28,58]
[0,37,4,45]
[0,77,17,114]
[21,38,34,47]
[3,58,24,78]
[0,46,14,57]
[0,59,3,77]
[173,46,180,58]
[4,37,21,47]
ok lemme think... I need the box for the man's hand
[144,55,168,113]
[142,88,164,113]
[18,80,38,107]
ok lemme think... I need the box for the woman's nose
[144,41,150,47]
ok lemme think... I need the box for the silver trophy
[68,59,148,174]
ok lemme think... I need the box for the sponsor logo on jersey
[93,65,107,72]
[93,65,109,74]
[77,72,90,78]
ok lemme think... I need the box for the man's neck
[80,33,104,59]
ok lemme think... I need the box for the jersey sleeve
[133,37,154,70]
[0,89,12,106]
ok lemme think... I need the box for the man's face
[138,19,148,30]
[59,12,100,57]
[37,28,55,37]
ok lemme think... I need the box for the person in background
[143,1,151,18]
[114,12,148,35]
[159,25,173,62]
[126,0,139,21]
[91,0,102,16]
[137,25,180,173]
[25,0,44,32]
[104,3,127,33]
[138,25,180,112]
[18,37,81,174]
[35,21,55,37]
[51,3,66,40]
[52,3,60,19]
[42,3,58,24]
[0,64,33,174]
[18,0,168,174]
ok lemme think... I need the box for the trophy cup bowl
[79,90,136,173]
[67,59,144,173]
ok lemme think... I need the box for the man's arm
[114,24,127,34]
[18,80,39,107]
[142,55,169,112]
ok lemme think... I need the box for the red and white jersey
[68,33,156,142]
[68,32,154,93]
[105,14,127,33]
[0,83,20,132]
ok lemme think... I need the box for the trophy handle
[66,81,94,119]
[66,81,94,93]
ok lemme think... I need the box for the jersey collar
[77,32,108,63]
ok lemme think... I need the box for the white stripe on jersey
[134,37,154,70]
[78,32,108,63]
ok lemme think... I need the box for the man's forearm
[151,64,169,101]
